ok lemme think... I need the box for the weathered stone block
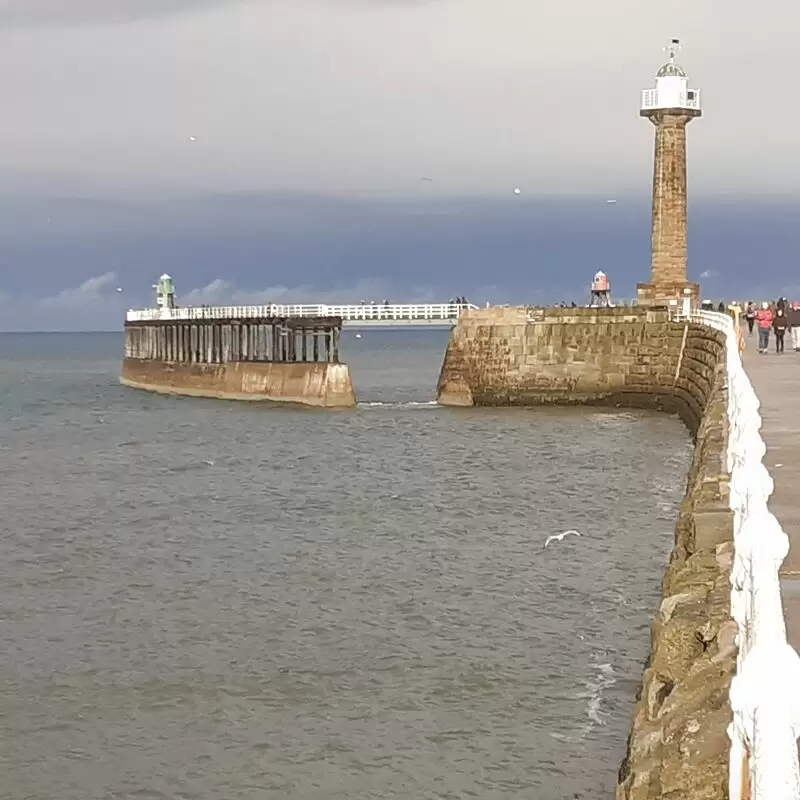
[692,507,733,552]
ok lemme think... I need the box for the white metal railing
[125,303,479,323]
[680,310,800,800]
[640,88,701,111]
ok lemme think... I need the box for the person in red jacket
[756,301,775,353]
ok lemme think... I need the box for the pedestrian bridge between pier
[125,303,479,328]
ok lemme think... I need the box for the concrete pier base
[120,358,357,408]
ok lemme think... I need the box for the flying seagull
[543,530,581,549]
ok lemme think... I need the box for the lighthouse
[636,39,701,307]
[154,274,177,311]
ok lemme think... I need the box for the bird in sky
[543,530,581,548]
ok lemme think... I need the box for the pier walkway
[126,302,479,328]
[741,331,800,651]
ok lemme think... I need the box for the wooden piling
[124,315,344,370]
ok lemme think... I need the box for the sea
[0,329,693,800]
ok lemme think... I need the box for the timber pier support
[121,315,355,408]
[124,317,342,366]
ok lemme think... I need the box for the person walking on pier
[788,303,800,352]
[756,301,774,354]
[773,307,789,353]
[745,301,756,335]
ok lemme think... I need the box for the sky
[0,0,797,330]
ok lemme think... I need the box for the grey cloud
[181,278,436,307]
[0,0,248,26]
[0,0,431,27]
[38,272,119,310]
[0,272,131,330]
[180,279,234,306]
[1,0,794,198]
[0,273,441,331]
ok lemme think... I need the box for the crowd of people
[737,298,800,354]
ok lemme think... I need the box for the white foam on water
[583,662,616,726]
[549,660,618,743]
[358,400,439,408]
[656,499,676,516]
[592,412,639,427]
[568,661,617,741]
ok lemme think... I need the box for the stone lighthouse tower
[636,39,701,306]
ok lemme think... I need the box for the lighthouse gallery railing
[684,310,800,800]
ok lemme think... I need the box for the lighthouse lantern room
[640,39,701,113]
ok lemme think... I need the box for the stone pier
[121,315,356,408]
[436,306,737,799]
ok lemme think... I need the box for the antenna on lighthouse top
[664,38,681,62]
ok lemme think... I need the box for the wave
[583,662,616,726]
[551,660,617,743]
[592,412,640,426]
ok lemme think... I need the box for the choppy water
[0,330,692,800]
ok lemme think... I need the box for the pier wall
[437,307,734,800]
[121,317,356,408]
[120,359,356,408]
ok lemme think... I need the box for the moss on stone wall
[436,306,734,800]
